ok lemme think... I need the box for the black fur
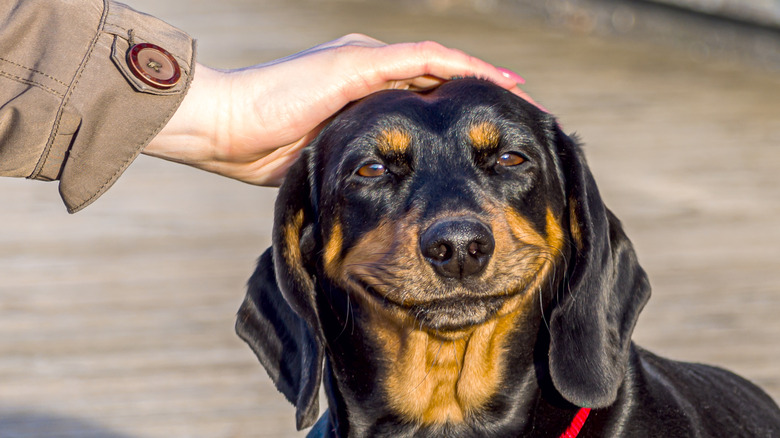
[236,79,780,437]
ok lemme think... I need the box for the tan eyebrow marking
[468,122,501,150]
[377,128,412,155]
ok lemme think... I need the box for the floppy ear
[547,123,651,409]
[235,155,324,430]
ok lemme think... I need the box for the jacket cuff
[31,1,195,213]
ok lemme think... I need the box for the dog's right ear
[236,155,324,431]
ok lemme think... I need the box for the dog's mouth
[360,281,513,334]
[404,295,508,334]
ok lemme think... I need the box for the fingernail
[497,67,525,84]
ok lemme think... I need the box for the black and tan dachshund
[236,78,780,437]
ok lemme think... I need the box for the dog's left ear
[236,154,324,430]
[546,120,651,409]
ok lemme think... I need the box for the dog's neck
[370,295,534,424]
[317,284,547,435]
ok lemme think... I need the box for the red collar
[559,408,591,438]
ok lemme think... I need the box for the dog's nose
[420,218,495,279]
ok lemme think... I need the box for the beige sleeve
[0,0,195,212]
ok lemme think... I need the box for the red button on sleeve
[126,43,181,89]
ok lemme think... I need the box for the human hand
[144,34,540,186]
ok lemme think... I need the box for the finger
[506,85,549,113]
[406,75,445,90]
[496,67,525,85]
[366,75,444,92]
[370,41,523,92]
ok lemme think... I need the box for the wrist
[143,63,228,167]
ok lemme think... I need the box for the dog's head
[237,78,650,431]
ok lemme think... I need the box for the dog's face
[237,78,651,433]
[311,79,566,335]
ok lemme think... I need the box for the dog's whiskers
[335,288,354,341]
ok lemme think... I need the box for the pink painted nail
[497,67,525,84]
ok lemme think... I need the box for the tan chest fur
[370,298,531,425]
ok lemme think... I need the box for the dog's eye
[357,162,387,177]
[497,152,525,167]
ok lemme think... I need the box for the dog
[236,78,780,437]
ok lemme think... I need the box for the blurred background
[1,0,778,436]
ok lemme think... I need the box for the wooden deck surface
[1,1,778,436]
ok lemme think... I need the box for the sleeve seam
[0,56,69,88]
[0,70,65,98]
[30,0,110,180]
